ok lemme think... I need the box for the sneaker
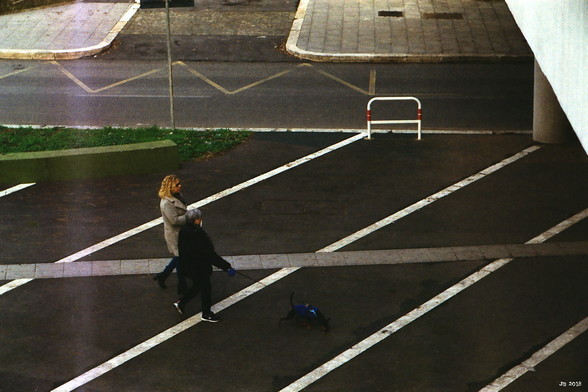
[201,312,220,323]
[173,301,184,315]
[153,274,167,289]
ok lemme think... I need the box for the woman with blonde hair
[153,174,188,292]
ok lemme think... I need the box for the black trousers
[179,275,212,314]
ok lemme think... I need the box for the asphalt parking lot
[1,131,587,392]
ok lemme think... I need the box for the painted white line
[280,208,588,392]
[526,208,588,244]
[0,278,33,296]
[318,145,542,252]
[0,134,364,294]
[53,133,364,266]
[0,183,35,197]
[480,315,588,392]
[0,124,533,135]
[51,267,299,392]
[42,139,585,392]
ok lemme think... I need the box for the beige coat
[160,196,187,256]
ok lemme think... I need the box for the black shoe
[173,300,185,315]
[201,312,220,323]
[153,274,167,289]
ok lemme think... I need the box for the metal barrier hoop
[366,97,422,140]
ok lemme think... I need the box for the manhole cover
[378,10,404,17]
[422,12,463,20]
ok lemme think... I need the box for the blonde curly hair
[158,174,180,199]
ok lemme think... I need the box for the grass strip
[0,126,251,161]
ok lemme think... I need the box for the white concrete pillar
[533,60,574,144]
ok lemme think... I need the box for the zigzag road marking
[49,61,373,96]
[178,61,300,95]
[0,65,37,80]
[51,60,163,93]
[307,64,371,95]
[8,61,528,99]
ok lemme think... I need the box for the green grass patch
[0,126,251,161]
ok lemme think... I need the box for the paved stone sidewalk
[2,241,586,280]
[0,2,138,59]
[0,0,532,61]
[287,0,533,62]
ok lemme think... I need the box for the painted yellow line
[178,62,300,95]
[50,61,373,97]
[52,60,165,93]
[92,68,163,93]
[229,67,298,95]
[369,69,377,95]
[177,61,232,94]
[0,65,36,80]
[179,62,372,96]
[304,63,371,95]
[51,61,93,93]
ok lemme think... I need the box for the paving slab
[0,0,532,62]
[286,0,532,62]
[4,242,586,279]
[0,2,139,59]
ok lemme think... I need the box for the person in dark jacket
[173,209,235,322]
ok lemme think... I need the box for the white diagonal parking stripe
[0,183,35,198]
[43,143,570,391]
[318,145,542,252]
[280,208,588,392]
[480,315,588,392]
[51,267,300,392]
[0,134,364,295]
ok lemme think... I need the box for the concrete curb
[0,3,139,60]
[2,241,586,280]
[0,139,179,183]
[286,0,532,63]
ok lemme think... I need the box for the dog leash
[235,270,269,288]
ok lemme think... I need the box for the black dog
[279,293,330,332]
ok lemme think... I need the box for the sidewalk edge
[285,0,532,63]
[0,3,139,60]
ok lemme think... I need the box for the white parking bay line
[280,208,588,392]
[318,145,542,252]
[480,315,588,392]
[56,132,364,265]
[0,184,37,295]
[0,183,35,198]
[0,133,364,295]
[51,267,299,392]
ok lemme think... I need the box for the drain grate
[422,12,463,20]
[378,10,404,17]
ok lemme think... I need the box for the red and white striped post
[366,97,422,140]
